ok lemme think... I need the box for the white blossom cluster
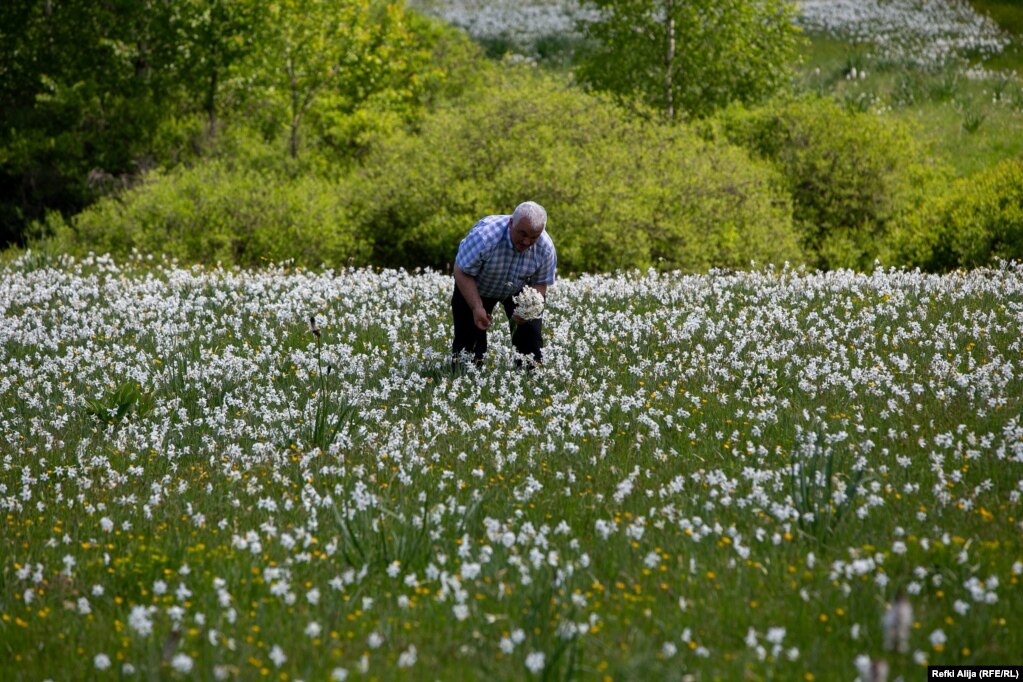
[512,285,545,321]
[2,252,1022,678]
[796,0,1010,69]
[407,0,598,45]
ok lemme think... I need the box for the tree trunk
[665,0,676,121]
[288,57,300,159]
[205,69,218,134]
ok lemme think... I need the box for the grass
[2,255,1022,680]
[797,30,1023,177]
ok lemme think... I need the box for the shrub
[706,96,950,271]
[45,160,371,268]
[893,159,1023,270]
[350,71,802,273]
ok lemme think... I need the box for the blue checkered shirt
[455,215,557,299]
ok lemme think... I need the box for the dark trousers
[452,286,543,363]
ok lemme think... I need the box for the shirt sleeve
[455,221,489,276]
[532,237,557,286]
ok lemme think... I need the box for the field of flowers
[2,253,1023,680]
[410,0,1011,69]
[799,0,1009,68]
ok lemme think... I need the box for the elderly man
[452,201,556,366]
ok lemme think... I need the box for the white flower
[128,606,154,637]
[367,632,384,649]
[882,594,912,653]
[525,651,546,674]
[94,654,111,670]
[171,654,193,674]
[330,669,349,681]
[513,286,545,321]
[397,644,417,668]
[305,621,322,638]
[854,654,871,678]
[269,645,287,667]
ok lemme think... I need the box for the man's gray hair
[512,201,547,232]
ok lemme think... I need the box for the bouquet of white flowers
[512,286,545,320]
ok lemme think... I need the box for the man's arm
[454,266,492,331]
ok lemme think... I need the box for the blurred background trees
[0,0,478,246]
[3,0,1021,272]
[575,0,803,119]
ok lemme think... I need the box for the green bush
[706,96,950,271]
[893,158,1023,270]
[350,71,802,273]
[44,160,371,268]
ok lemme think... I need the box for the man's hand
[455,266,491,331]
[473,306,493,330]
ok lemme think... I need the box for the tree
[352,70,801,272]
[575,0,803,120]
[0,0,190,246]
[249,0,428,159]
[168,0,267,132]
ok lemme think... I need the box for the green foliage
[893,158,1023,270]
[794,24,1023,180]
[351,71,802,273]
[307,322,360,453]
[305,12,487,168]
[706,96,951,270]
[46,160,371,268]
[575,0,804,120]
[0,0,257,247]
[0,0,484,247]
[244,0,484,161]
[788,424,866,544]
[84,381,155,425]
[167,0,269,127]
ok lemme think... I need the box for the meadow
[2,253,1022,680]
